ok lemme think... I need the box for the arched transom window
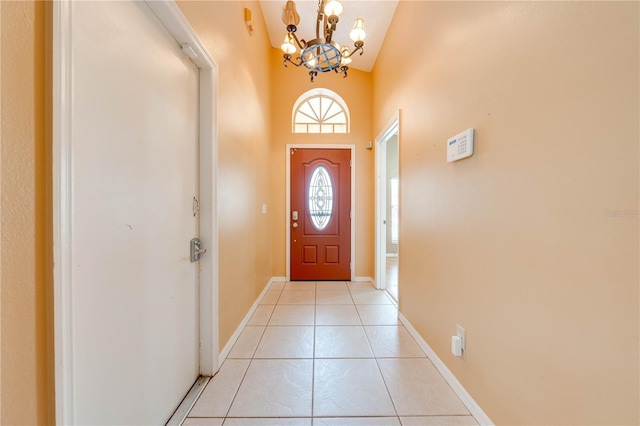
[292,88,350,134]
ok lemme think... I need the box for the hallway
[386,257,399,302]
[182,281,477,425]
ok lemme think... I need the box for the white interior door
[70,1,199,423]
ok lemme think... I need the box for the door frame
[286,144,356,281]
[374,112,400,291]
[52,1,219,423]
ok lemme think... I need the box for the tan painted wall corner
[1,1,55,424]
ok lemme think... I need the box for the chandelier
[280,0,366,82]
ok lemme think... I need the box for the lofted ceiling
[259,0,399,72]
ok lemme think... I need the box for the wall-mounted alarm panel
[447,128,474,162]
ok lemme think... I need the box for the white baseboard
[354,276,375,283]
[218,277,277,366]
[398,312,494,426]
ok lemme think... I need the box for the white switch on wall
[452,324,466,357]
[262,204,267,214]
[452,336,463,357]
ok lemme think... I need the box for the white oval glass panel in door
[308,165,334,230]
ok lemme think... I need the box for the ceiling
[259,0,399,72]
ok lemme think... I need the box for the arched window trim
[292,88,350,134]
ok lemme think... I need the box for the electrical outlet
[456,325,466,353]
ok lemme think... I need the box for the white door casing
[375,112,400,291]
[53,1,219,424]
[145,0,220,380]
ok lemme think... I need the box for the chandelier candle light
[280,0,366,82]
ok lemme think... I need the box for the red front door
[290,148,351,280]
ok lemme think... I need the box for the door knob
[292,222,298,228]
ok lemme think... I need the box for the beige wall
[1,1,54,424]
[268,48,374,279]
[373,2,639,424]
[177,1,274,350]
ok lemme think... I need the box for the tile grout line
[358,280,403,422]
[373,351,402,421]
[220,357,252,421]
[311,281,317,420]
[223,280,286,421]
[220,282,280,421]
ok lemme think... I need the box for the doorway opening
[375,113,400,302]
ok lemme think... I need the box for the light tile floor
[184,281,478,426]
[386,257,398,303]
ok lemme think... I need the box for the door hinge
[350,262,352,270]
[350,159,352,167]
[193,197,199,217]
